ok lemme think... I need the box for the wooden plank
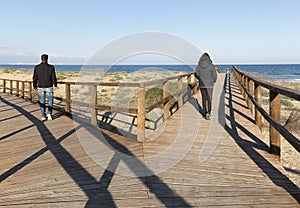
[0,73,299,208]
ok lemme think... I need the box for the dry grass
[250,74,300,187]
[251,73,300,90]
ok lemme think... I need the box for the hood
[198,53,212,68]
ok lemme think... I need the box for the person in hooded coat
[195,53,217,120]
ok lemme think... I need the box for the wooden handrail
[56,72,194,88]
[0,72,198,142]
[232,66,300,160]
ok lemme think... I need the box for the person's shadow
[188,97,205,116]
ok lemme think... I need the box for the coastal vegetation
[248,73,300,187]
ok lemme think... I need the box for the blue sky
[0,0,299,64]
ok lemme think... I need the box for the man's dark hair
[41,54,48,62]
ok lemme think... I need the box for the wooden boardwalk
[0,74,299,207]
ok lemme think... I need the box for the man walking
[33,54,57,121]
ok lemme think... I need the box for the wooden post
[192,74,198,95]
[269,90,281,160]
[188,75,192,99]
[254,83,262,130]
[238,72,242,91]
[21,81,25,98]
[163,81,170,120]
[137,86,146,142]
[236,71,241,91]
[188,75,192,85]
[10,80,13,94]
[241,75,245,98]
[239,73,242,92]
[28,82,32,101]
[65,83,71,115]
[248,80,254,114]
[90,85,98,126]
[16,81,19,97]
[238,74,241,95]
[244,77,248,105]
[178,77,183,108]
[3,79,6,93]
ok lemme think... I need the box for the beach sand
[0,68,299,187]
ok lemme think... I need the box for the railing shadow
[0,95,117,207]
[0,94,191,207]
[80,122,192,207]
[93,84,195,141]
[224,74,300,203]
[285,167,300,176]
[225,98,248,110]
[99,111,164,131]
[0,102,36,112]
[70,110,165,141]
[0,123,35,141]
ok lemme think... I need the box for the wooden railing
[232,66,300,160]
[0,73,198,142]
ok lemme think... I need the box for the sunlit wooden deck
[0,74,299,207]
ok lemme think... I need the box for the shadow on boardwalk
[0,95,191,207]
[1,73,299,206]
[224,73,300,203]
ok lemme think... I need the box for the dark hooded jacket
[195,53,217,88]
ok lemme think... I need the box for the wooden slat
[0,74,299,207]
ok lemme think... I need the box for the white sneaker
[41,117,47,121]
[205,113,210,120]
[47,114,52,120]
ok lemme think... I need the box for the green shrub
[145,87,163,106]
[281,98,294,109]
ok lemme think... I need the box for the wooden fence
[232,66,300,160]
[0,73,198,142]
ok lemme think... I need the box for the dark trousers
[200,87,213,114]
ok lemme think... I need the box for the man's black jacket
[33,62,57,89]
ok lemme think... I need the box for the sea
[1,64,300,82]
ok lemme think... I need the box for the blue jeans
[38,87,54,117]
